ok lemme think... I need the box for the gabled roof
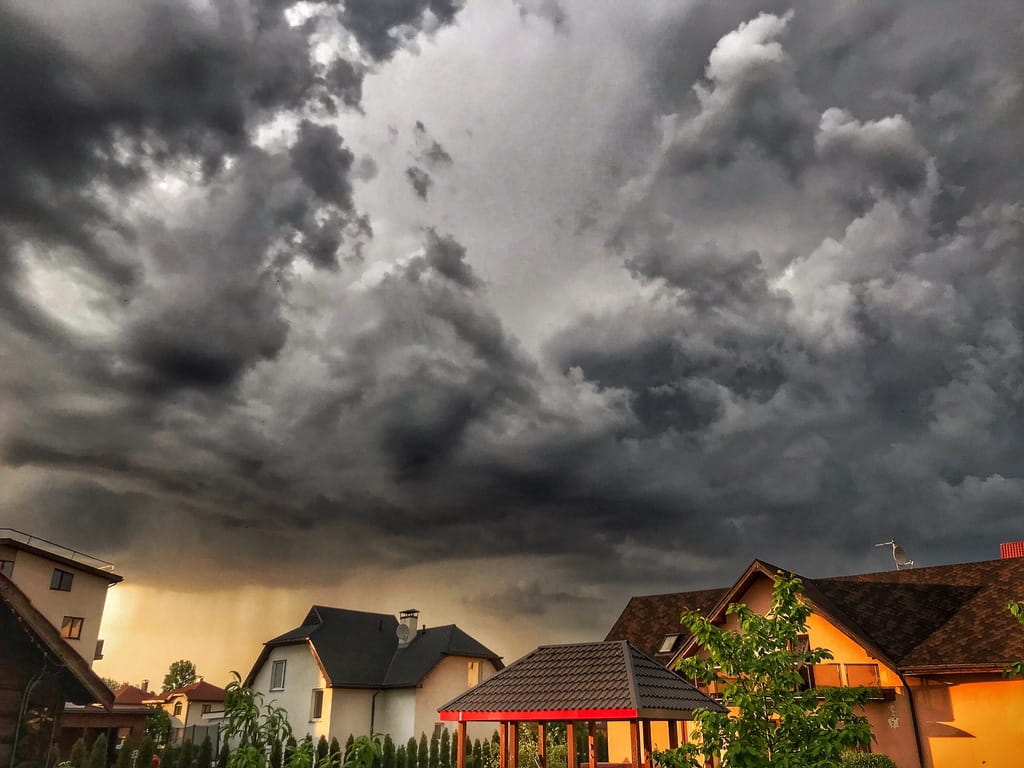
[161,680,226,702]
[245,606,502,689]
[114,684,158,706]
[438,641,724,721]
[612,557,1024,675]
[0,572,113,709]
[605,587,728,657]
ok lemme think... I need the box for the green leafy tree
[162,660,199,693]
[70,737,88,768]
[655,573,873,768]
[839,754,896,768]
[428,732,439,768]
[197,737,213,768]
[102,677,128,693]
[417,734,428,768]
[405,739,417,768]
[138,736,156,768]
[344,736,384,768]
[1005,601,1024,678]
[146,706,173,745]
[220,672,293,768]
[89,733,109,768]
[382,735,396,768]
[438,731,450,768]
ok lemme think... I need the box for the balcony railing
[0,528,116,571]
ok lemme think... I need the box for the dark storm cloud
[4,0,1024,609]
[406,166,433,199]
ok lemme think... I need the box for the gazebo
[438,641,724,768]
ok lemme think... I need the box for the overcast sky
[3,0,1024,684]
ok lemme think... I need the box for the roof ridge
[621,641,641,710]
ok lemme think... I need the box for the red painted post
[500,723,508,768]
[629,721,641,768]
[537,723,547,768]
[587,722,596,768]
[457,722,467,768]
[566,722,578,768]
[510,722,519,768]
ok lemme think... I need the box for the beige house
[245,607,502,742]
[0,528,122,667]
[146,679,226,744]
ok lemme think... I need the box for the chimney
[1000,541,1024,559]
[399,609,419,644]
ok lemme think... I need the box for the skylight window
[659,633,682,654]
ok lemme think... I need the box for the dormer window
[658,633,682,654]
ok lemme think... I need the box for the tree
[220,672,292,768]
[448,735,457,768]
[1005,601,1024,678]
[382,735,396,768]
[271,740,284,768]
[396,745,407,768]
[344,736,356,764]
[428,732,439,768]
[438,730,450,768]
[471,740,482,768]
[89,733,109,768]
[178,739,195,768]
[405,739,417,768]
[70,737,88,768]
[417,734,428,768]
[138,736,157,768]
[102,677,128,693]
[197,736,214,768]
[115,737,136,768]
[344,736,384,768]
[655,573,873,768]
[330,738,342,765]
[146,706,173,745]
[318,736,331,766]
[162,660,198,693]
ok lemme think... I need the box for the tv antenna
[876,540,914,570]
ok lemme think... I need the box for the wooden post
[537,723,547,768]
[640,721,653,768]
[509,722,519,768]
[587,722,596,768]
[566,722,578,768]
[500,723,508,768]
[457,722,467,768]
[629,721,641,768]
[667,721,678,750]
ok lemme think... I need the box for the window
[271,659,287,691]
[0,559,13,577]
[310,689,324,721]
[173,701,183,717]
[50,568,74,591]
[658,633,682,654]
[60,616,83,640]
[467,660,481,686]
[201,704,212,715]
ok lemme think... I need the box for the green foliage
[839,753,896,768]
[654,573,873,768]
[318,736,331,765]
[331,739,342,763]
[162,744,178,768]
[382,735,396,768]
[70,738,88,768]
[89,733,109,768]
[221,672,292,768]
[162,660,198,693]
[138,736,156,768]
[178,740,195,768]
[344,736,384,768]
[428,732,439,768]
[197,737,214,768]
[286,737,299,763]
[345,736,356,764]
[405,739,417,768]
[438,730,450,768]
[146,706,173,745]
[217,742,230,768]
[115,738,135,768]
[102,677,128,693]
[448,735,457,768]
[396,745,407,768]
[417,734,428,768]
[271,740,284,768]
[1005,601,1024,678]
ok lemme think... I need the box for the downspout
[370,689,382,736]
[896,672,927,768]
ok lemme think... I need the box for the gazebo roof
[439,640,724,721]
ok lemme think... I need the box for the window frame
[50,568,74,591]
[60,615,84,640]
[201,703,212,716]
[173,700,183,717]
[658,633,682,654]
[309,688,324,722]
[0,559,13,577]
[270,659,287,691]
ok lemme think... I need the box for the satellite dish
[875,539,914,570]
[396,624,411,643]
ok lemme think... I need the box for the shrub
[89,734,109,768]
[70,738,88,768]
[840,753,897,768]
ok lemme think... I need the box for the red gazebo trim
[440,708,638,722]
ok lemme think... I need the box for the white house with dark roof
[244,607,502,742]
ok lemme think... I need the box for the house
[1,571,114,767]
[0,528,123,666]
[605,551,1024,768]
[245,607,502,742]
[145,680,226,746]
[60,683,159,757]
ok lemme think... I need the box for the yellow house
[605,556,1024,768]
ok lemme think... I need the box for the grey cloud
[512,0,568,34]
[290,120,356,209]
[406,166,432,199]
[339,0,466,61]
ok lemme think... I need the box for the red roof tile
[163,680,226,702]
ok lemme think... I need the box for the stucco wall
[328,688,375,742]
[251,642,332,739]
[375,688,416,741]
[415,655,500,742]
[0,545,111,666]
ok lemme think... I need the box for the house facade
[245,607,502,742]
[147,680,227,745]
[605,553,1024,768]
[0,528,123,667]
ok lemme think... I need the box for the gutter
[370,689,382,735]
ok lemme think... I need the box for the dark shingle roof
[439,641,723,715]
[604,588,728,657]
[163,680,226,702]
[251,606,501,689]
